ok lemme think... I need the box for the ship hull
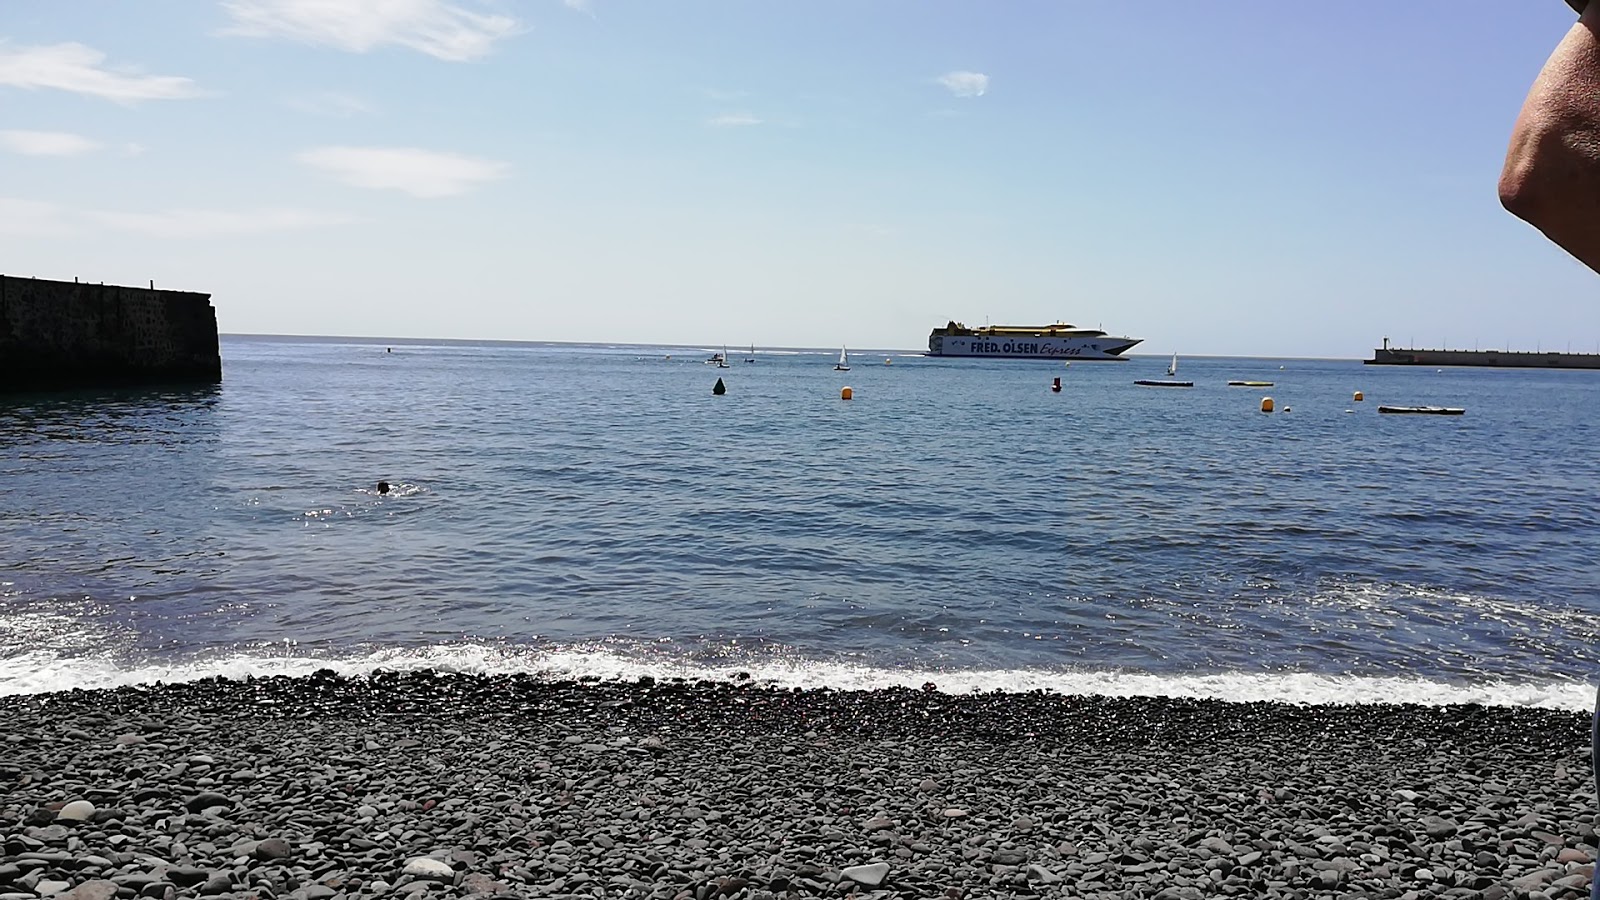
[927,334,1141,360]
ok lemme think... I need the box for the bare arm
[1500,5,1600,273]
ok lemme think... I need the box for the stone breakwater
[0,670,1593,900]
[0,275,221,391]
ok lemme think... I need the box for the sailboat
[834,346,850,371]
[744,343,755,363]
[707,346,729,368]
[1134,350,1193,387]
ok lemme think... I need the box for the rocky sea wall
[0,275,221,391]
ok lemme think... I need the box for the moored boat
[1378,406,1464,415]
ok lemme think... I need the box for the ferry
[927,321,1142,360]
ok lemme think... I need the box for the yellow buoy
[1260,396,1274,413]
[1353,390,1364,402]
[841,386,853,400]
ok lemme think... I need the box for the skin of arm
[1500,6,1600,273]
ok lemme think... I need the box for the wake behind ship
[927,321,1142,360]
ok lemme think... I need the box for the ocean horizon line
[221,332,1369,363]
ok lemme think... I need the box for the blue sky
[1,1,1595,357]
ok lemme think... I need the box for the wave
[1,642,1589,711]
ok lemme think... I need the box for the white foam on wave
[0,643,1590,711]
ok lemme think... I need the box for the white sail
[834,347,850,371]
[1166,353,1177,377]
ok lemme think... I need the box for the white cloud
[0,130,101,157]
[296,146,509,197]
[562,0,594,14]
[0,197,75,236]
[708,113,762,127]
[936,70,989,98]
[0,42,207,103]
[221,0,520,61]
[84,207,363,238]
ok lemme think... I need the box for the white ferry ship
[927,321,1142,360]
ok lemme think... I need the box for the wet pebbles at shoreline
[0,670,1594,899]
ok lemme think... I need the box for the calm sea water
[3,335,1599,708]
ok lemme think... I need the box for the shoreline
[1,671,1594,898]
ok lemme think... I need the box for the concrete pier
[1365,346,1600,369]
[0,274,222,391]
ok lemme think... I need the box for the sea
[3,335,1599,710]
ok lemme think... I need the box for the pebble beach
[0,671,1594,900]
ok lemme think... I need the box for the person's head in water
[376,481,391,495]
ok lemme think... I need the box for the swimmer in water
[376,481,391,495]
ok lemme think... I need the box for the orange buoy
[1353,390,1364,401]
[841,386,853,400]
[1260,396,1274,413]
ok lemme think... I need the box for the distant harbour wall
[0,274,222,391]
[1365,346,1600,370]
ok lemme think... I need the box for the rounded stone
[401,857,454,882]
[185,792,233,813]
[56,800,96,822]
[842,862,891,886]
[252,838,291,861]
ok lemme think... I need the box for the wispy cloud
[84,207,363,238]
[0,130,101,157]
[707,113,762,127]
[0,198,75,236]
[296,146,509,197]
[0,196,358,238]
[221,0,521,61]
[936,70,989,98]
[0,42,207,103]
[562,0,594,15]
[285,90,376,118]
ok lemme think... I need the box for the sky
[2,1,1597,358]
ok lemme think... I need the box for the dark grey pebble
[185,792,234,814]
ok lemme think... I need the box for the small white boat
[707,346,730,368]
[1166,353,1178,377]
[834,347,850,371]
[744,344,755,364]
[1378,405,1464,415]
